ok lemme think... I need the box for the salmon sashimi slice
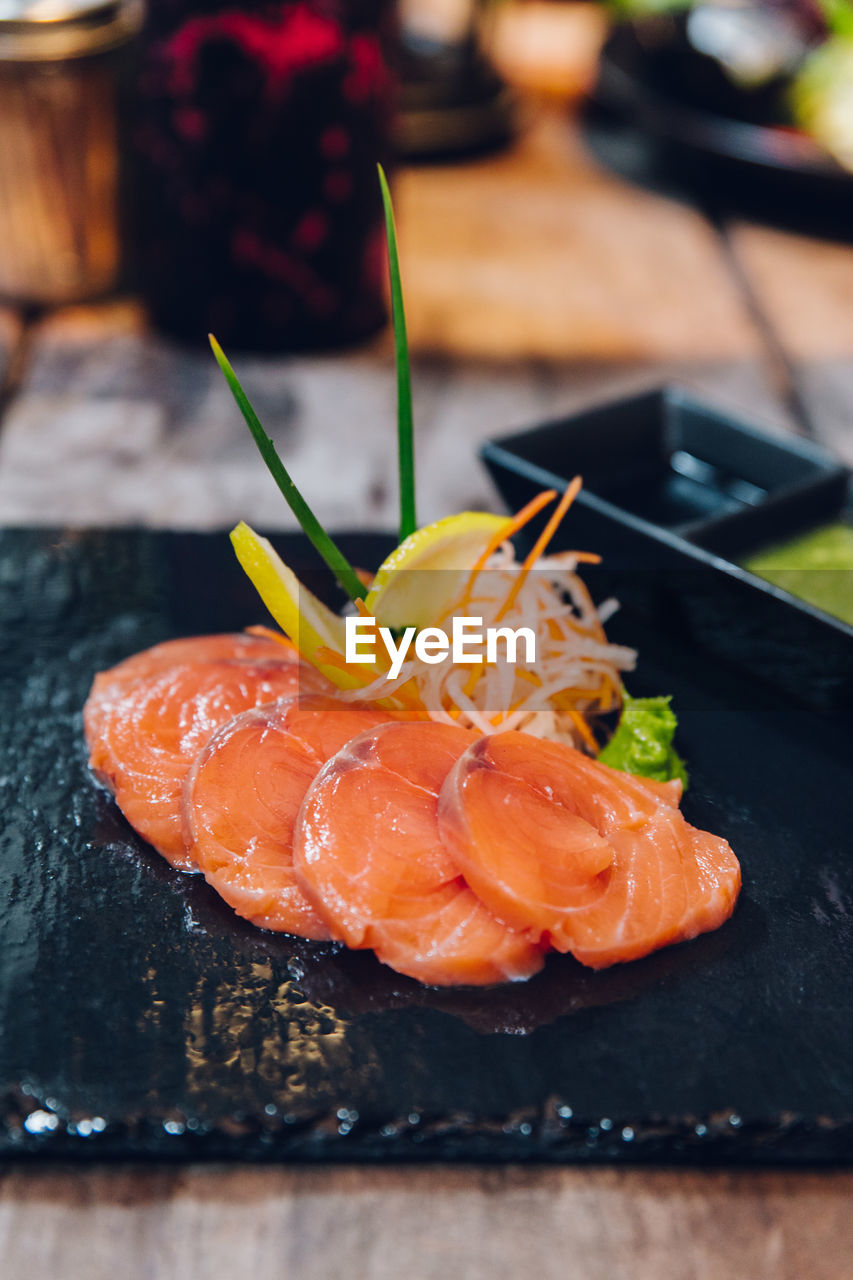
[438,730,741,966]
[358,880,546,988]
[562,808,742,968]
[462,732,676,833]
[681,825,744,941]
[294,722,545,986]
[271,695,406,763]
[629,774,683,809]
[438,758,615,943]
[183,696,395,937]
[88,658,316,869]
[83,630,310,744]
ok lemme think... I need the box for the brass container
[0,0,142,304]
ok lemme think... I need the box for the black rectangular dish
[482,386,853,713]
[0,525,851,1163]
[483,386,847,547]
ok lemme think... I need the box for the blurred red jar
[132,0,396,350]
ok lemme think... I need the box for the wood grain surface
[1,1163,852,1280]
[728,223,853,361]
[0,101,852,1278]
[0,295,791,530]
[397,113,765,363]
[0,307,23,396]
[726,222,853,461]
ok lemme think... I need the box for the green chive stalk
[210,335,366,604]
[378,164,417,543]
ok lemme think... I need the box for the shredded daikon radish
[338,541,635,752]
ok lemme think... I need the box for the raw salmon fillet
[183,696,396,937]
[84,630,302,744]
[294,721,545,986]
[85,637,328,869]
[438,731,741,967]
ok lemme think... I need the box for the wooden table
[1,105,851,1278]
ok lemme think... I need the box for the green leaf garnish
[378,164,417,544]
[210,334,366,605]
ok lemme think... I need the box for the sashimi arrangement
[83,170,741,987]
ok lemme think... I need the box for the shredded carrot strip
[554,684,605,702]
[314,646,372,684]
[379,688,430,717]
[466,489,557,590]
[463,663,485,697]
[524,477,582,565]
[569,576,607,643]
[558,617,602,643]
[598,670,619,711]
[496,477,582,621]
[313,645,403,694]
[563,703,599,753]
[245,625,293,647]
[436,493,562,625]
[500,688,540,720]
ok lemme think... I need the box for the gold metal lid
[0,0,143,61]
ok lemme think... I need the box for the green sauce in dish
[741,522,853,627]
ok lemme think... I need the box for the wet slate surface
[0,527,851,1163]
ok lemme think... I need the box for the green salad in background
[607,0,853,172]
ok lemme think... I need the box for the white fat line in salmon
[345,616,537,681]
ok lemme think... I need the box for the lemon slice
[365,511,509,629]
[230,522,370,692]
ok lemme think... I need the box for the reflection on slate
[0,528,851,1162]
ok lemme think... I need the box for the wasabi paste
[599,691,688,789]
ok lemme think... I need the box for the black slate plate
[1,527,852,1164]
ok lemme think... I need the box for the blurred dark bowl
[589,20,853,234]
